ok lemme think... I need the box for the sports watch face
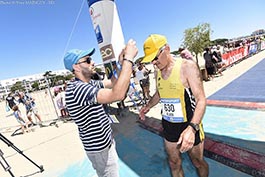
[194,124,199,131]
[189,122,199,132]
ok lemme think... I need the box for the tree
[170,51,179,56]
[64,73,74,81]
[182,23,212,63]
[43,70,56,87]
[43,70,53,77]
[211,38,228,46]
[31,81,39,91]
[10,81,25,92]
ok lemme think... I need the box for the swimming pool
[204,106,265,142]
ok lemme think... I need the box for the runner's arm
[177,60,206,153]
[139,91,160,120]
[186,61,206,124]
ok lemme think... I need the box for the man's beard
[81,69,94,79]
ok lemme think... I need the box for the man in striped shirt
[63,39,138,177]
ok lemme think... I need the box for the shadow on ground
[110,107,262,177]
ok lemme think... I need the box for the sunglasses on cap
[76,56,92,65]
[151,46,166,63]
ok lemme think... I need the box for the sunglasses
[76,57,92,65]
[151,46,165,63]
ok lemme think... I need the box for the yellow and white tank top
[157,59,196,123]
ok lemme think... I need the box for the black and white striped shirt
[65,78,112,153]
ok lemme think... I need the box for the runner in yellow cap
[140,34,209,177]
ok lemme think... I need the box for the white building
[0,69,71,100]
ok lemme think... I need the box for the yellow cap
[142,34,167,63]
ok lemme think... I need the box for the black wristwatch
[189,122,200,132]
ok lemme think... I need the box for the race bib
[161,98,185,123]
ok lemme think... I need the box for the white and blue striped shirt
[65,78,112,152]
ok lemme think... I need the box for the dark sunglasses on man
[76,56,92,65]
[152,46,166,63]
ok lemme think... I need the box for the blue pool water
[203,106,265,142]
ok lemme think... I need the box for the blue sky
[0,0,264,80]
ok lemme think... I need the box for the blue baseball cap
[64,48,95,71]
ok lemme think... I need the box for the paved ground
[0,50,264,177]
[208,58,265,102]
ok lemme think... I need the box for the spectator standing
[17,92,43,127]
[179,47,194,60]
[216,45,225,73]
[211,46,223,76]
[135,63,151,103]
[6,92,17,110]
[54,87,68,118]
[12,105,30,134]
[203,47,215,80]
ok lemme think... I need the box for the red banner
[222,46,248,67]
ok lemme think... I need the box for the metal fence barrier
[0,83,64,134]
